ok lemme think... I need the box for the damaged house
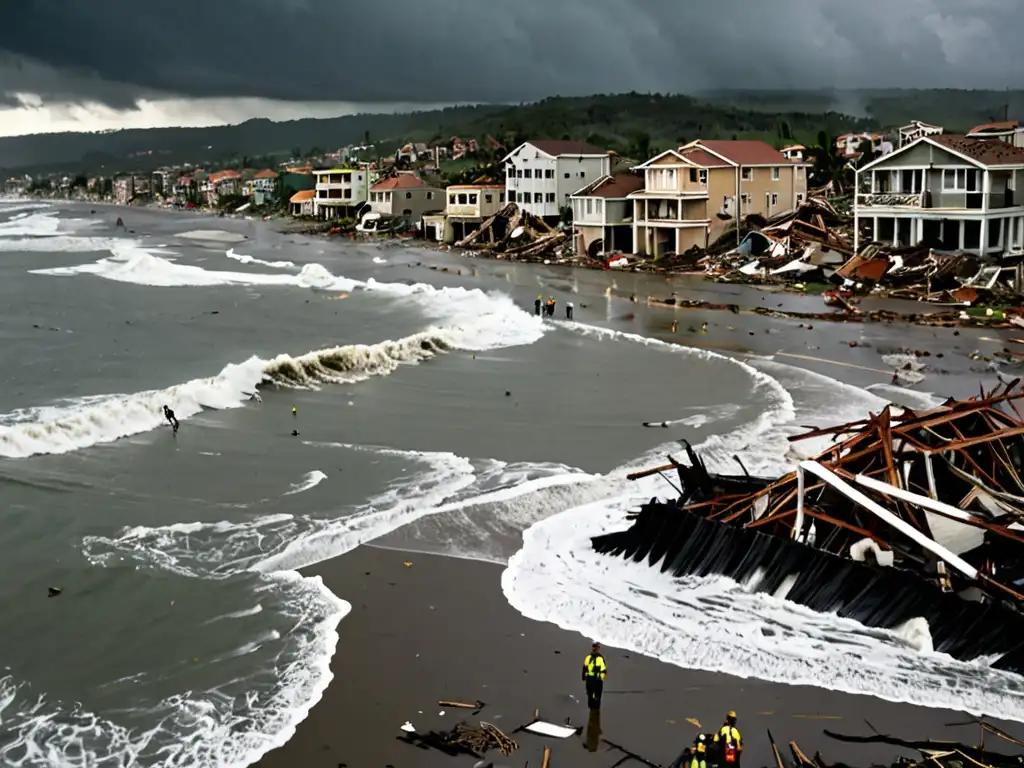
[503,140,613,224]
[629,140,810,259]
[854,134,1024,256]
[569,172,645,258]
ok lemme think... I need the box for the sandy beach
[256,547,1024,768]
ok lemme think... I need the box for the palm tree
[805,131,853,195]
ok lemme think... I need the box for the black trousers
[585,678,603,710]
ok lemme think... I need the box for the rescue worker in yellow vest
[714,711,742,767]
[669,732,709,768]
[581,642,607,710]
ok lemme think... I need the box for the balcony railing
[857,192,923,207]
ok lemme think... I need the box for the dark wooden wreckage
[593,380,1024,672]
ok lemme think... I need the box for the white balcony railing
[857,192,923,207]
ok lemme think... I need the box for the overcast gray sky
[0,0,1020,135]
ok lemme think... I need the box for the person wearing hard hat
[669,732,710,768]
[714,711,742,767]
[535,295,543,315]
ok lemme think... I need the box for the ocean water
[0,200,1012,767]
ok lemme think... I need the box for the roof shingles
[371,174,431,191]
[930,134,1024,166]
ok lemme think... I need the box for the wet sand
[256,548,1024,768]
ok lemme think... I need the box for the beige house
[289,189,315,217]
[368,174,444,225]
[442,184,506,243]
[569,173,644,257]
[630,140,809,258]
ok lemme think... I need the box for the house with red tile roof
[244,169,279,204]
[569,173,645,257]
[502,140,614,222]
[202,169,242,204]
[628,140,809,258]
[856,133,1024,256]
[368,173,443,225]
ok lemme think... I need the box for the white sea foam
[2,260,544,458]
[0,570,349,768]
[501,497,1024,721]
[225,247,297,269]
[284,470,327,496]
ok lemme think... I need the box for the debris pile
[399,720,518,759]
[455,203,572,263]
[595,381,1024,673]
[702,197,854,281]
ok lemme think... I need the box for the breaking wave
[2,251,544,459]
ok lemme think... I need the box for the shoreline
[255,548,1024,768]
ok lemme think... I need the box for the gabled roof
[290,190,315,202]
[371,174,431,191]
[679,147,732,168]
[571,172,645,198]
[633,149,690,168]
[207,170,241,182]
[696,140,788,166]
[504,140,610,161]
[254,169,279,179]
[858,134,1024,173]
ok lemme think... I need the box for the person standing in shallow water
[566,301,574,320]
[535,295,542,315]
[581,642,607,710]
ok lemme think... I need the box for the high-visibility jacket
[715,725,742,762]
[582,653,607,680]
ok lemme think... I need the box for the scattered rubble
[599,380,1024,673]
[454,203,575,263]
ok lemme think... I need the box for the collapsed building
[594,382,1024,673]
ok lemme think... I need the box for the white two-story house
[855,133,1024,256]
[569,173,644,257]
[503,140,612,222]
[313,166,369,219]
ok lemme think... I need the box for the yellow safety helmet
[727,710,737,719]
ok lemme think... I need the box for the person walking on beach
[566,301,574,320]
[581,642,607,710]
[714,711,742,767]
[535,295,543,316]
[547,296,556,317]
[162,405,179,434]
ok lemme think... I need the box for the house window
[427,191,434,200]
[699,169,707,184]
[508,190,516,202]
[545,169,554,179]
[586,199,593,215]
[741,168,753,182]
[343,189,352,199]
[516,170,523,178]
[564,172,570,179]
[771,167,780,181]
[771,192,778,206]
[402,209,412,216]
[797,193,804,204]
[469,194,478,204]
[457,194,467,204]
[580,172,586,179]
[449,194,456,205]
[485,193,493,204]
[533,193,542,203]
[595,199,603,214]
[546,193,555,203]
[499,192,505,202]
[524,169,532,179]
[357,174,363,181]
[943,168,979,192]
[405,191,412,199]
[385,192,392,202]
[740,193,750,205]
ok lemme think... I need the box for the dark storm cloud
[0,0,1022,106]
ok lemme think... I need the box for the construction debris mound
[456,203,570,262]
[594,381,1024,674]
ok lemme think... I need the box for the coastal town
[8,117,1024,314]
